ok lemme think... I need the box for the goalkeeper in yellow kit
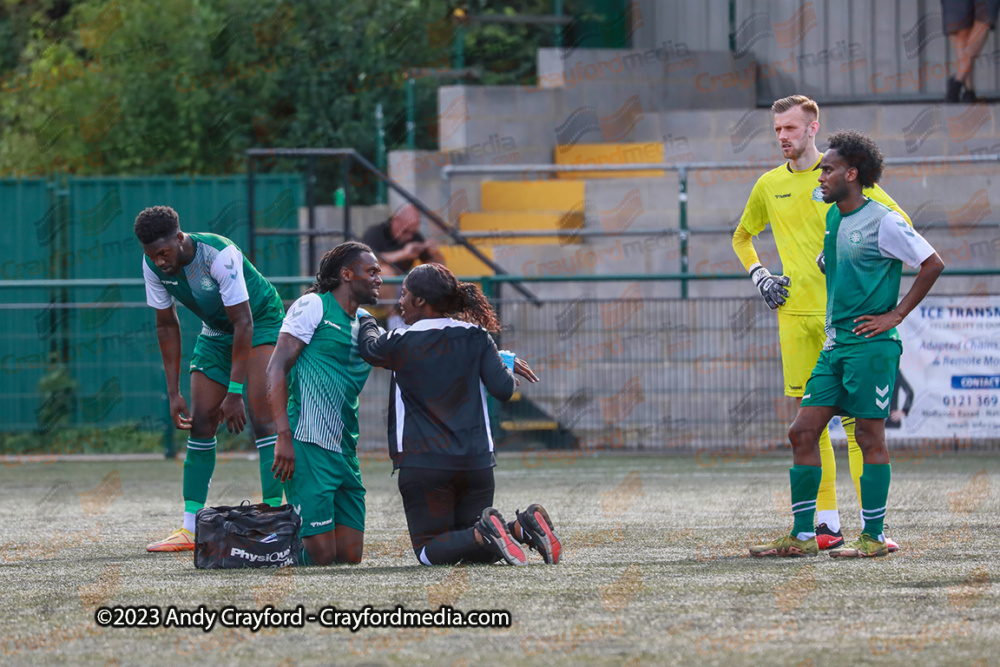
[732,95,909,552]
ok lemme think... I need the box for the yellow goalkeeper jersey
[739,154,910,315]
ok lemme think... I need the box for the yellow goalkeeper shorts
[777,312,826,398]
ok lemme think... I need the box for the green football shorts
[189,324,280,387]
[282,439,366,537]
[801,340,902,419]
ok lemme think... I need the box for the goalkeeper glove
[748,263,790,310]
[816,251,825,275]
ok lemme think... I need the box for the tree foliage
[0,0,595,197]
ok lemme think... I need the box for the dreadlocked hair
[405,263,501,333]
[307,242,373,294]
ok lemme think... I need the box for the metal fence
[3,272,998,458]
[441,153,1000,298]
[494,294,785,450]
[0,278,780,453]
[0,174,305,456]
[0,278,393,458]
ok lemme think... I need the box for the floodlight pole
[306,155,317,274]
[375,104,386,205]
[554,0,563,46]
[341,156,352,240]
[248,156,256,263]
[678,166,689,299]
[406,79,416,149]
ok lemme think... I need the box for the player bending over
[266,242,381,565]
[751,130,944,558]
[357,263,559,566]
[733,95,912,551]
[137,206,285,552]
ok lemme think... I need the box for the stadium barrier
[1,270,998,459]
[442,152,1000,298]
[2,152,998,455]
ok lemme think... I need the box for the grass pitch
[0,451,997,666]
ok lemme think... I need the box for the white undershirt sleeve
[280,293,324,344]
[210,245,250,307]
[142,260,174,309]
[878,212,936,269]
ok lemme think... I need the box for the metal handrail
[440,153,1000,177]
[245,148,542,305]
[459,222,1000,239]
[441,153,1000,297]
[255,229,349,237]
[459,228,681,239]
[3,267,997,290]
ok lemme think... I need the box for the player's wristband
[227,381,244,394]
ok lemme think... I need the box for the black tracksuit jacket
[357,315,515,470]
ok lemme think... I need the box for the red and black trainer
[475,508,527,566]
[881,525,900,553]
[515,504,562,564]
[815,523,845,550]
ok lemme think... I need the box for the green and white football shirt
[823,199,936,349]
[280,292,373,453]
[142,233,284,336]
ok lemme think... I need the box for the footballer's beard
[783,139,808,161]
[357,286,380,306]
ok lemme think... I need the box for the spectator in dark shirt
[362,204,445,274]
[362,204,446,328]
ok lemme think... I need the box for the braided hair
[405,263,501,333]
[307,242,374,294]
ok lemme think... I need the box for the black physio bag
[194,502,302,569]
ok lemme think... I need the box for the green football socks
[790,465,823,538]
[860,463,891,540]
[182,438,216,532]
[183,438,216,514]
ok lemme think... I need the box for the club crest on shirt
[201,274,217,291]
[849,230,863,244]
[811,186,824,201]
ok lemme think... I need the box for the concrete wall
[391,102,1000,303]
[632,0,1000,104]
[438,50,752,161]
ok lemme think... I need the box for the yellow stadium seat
[554,142,665,179]
[481,181,585,212]
[459,211,583,245]
[438,244,495,276]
